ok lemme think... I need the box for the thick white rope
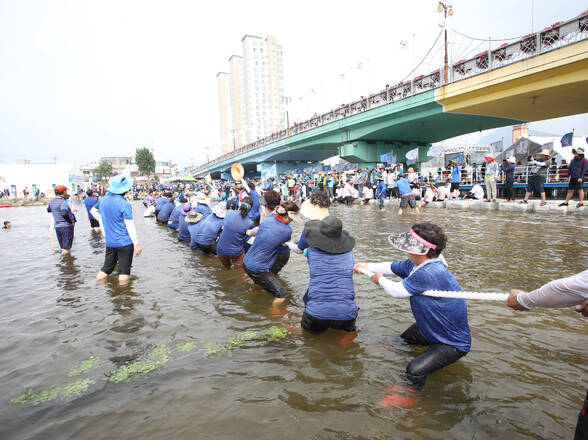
[356,268,508,301]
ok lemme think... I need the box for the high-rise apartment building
[217,35,285,156]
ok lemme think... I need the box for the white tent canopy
[0,163,82,197]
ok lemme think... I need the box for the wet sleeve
[378,276,411,298]
[517,270,588,309]
[367,262,395,275]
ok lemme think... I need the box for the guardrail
[194,11,588,175]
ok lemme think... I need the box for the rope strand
[356,268,508,301]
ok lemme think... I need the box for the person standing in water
[47,184,77,255]
[92,176,142,285]
[84,189,101,233]
[354,222,470,387]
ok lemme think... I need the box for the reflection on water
[0,204,586,440]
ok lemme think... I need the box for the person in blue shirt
[326,173,335,200]
[217,197,254,268]
[375,176,387,211]
[242,180,261,226]
[47,184,77,255]
[177,203,193,242]
[167,197,186,231]
[154,193,170,219]
[396,177,419,215]
[354,222,471,387]
[191,202,226,254]
[500,157,516,202]
[449,161,461,199]
[93,176,141,285]
[84,189,100,233]
[296,215,358,334]
[157,195,175,224]
[194,194,212,218]
[243,200,299,308]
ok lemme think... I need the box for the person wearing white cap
[559,147,586,208]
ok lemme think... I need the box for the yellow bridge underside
[437,39,588,122]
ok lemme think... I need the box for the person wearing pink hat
[484,154,499,202]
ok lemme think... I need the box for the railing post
[536,32,541,54]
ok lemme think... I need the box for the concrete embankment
[0,198,51,207]
[368,198,588,216]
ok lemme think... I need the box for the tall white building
[217,35,285,156]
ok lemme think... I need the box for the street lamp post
[437,2,454,84]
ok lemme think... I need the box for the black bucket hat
[305,215,355,254]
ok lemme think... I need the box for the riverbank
[366,198,587,215]
[0,197,51,207]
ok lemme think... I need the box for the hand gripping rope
[356,268,508,301]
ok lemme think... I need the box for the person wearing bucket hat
[217,196,255,268]
[190,201,227,255]
[243,200,300,307]
[559,147,586,208]
[95,175,141,285]
[354,222,471,387]
[194,193,212,218]
[520,149,550,206]
[177,203,193,242]
[296,215,358,334]
[47,184,76,255]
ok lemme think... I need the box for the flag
[560,132,573,147]
[400,40,408,48]
[204,174,212,183]
[490,140,503,153]
[356,62,362,70]
[260,164,277,180]
[438,21,446,28]
[338,73,346,80]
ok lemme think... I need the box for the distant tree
[94,161,113,181]
[135,147,156,176]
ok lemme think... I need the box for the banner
[260,164,278,180]
[490,140,503,153]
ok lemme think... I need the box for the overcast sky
[0,0,586,167]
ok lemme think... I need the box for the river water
[1,203,586,440]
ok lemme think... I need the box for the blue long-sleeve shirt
[569,157,588,179]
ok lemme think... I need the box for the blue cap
[108,175,133,194]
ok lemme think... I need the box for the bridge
[195,12,588,178]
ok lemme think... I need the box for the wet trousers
[400,323,467,386]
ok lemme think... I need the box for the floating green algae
[201,326,289,359]
[11,378,96,406]
[176,341,196,353]
[11,326,290,406]
[60,378,96,398]
[67,356,100,377]
[106,344,171,383]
